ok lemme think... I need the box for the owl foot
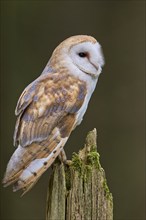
[58,149,72,166]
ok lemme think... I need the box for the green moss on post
[46,129,113,220]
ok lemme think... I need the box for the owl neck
[41,57,98,95]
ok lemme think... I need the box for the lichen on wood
[46,128,113,220]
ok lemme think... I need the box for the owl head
[45,35,105,79]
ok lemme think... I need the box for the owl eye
[78,52,87,58]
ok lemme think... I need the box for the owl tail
[2,127,68,195]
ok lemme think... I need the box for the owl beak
[87,59,102,78]
[90,61,99,72]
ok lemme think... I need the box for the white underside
[75,78,98,127]
[70,66,98,127]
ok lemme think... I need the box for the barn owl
[3,35,104,195]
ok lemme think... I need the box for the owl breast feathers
[3,35,104,195]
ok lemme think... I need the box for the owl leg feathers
[58,149,67,163]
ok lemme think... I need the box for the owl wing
[3,72,87,194]
[14,72,86,147]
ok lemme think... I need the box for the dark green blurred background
[0,1,145,220]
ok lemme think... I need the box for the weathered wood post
[46,129,113,220]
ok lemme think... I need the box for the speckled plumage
[3,35,104,195]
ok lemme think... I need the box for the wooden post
[46,129,113,220]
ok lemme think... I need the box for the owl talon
[64,160,72,166]
[58,150,72,166]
